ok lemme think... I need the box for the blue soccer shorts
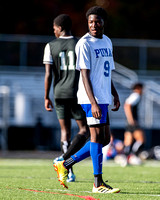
[81,104,109,126]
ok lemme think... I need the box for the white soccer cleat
[92,182,120,194]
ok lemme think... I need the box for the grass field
[0,158,160,200]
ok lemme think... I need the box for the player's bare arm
[81,69,102,119]
[124,103,135,125]
[44,64,54,111]
[111,80,120,111]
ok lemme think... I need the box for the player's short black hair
[54,14,72,31]
[132,83,143,90]
[86,6,108,21]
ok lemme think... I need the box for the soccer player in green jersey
[43,14,89,182]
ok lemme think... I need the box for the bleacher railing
[1,34,160,71]
[113,63,160,128]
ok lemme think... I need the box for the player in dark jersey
[43,14,89,182]
[123,83,145,164]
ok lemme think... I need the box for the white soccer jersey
[125,92,141,105]
[76,33,115,105]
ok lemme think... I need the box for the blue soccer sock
[71,141,91,163]
[90,142,103,175]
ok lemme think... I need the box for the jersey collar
[59,36,74,39]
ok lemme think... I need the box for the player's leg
[54,104,120,192]
[53,103,91,188]
[54,99,75,159]
[54,99,72,154]
[86,104,119,193]
[123,130,133,156]
[63,110,91,165]
[90,125,120,193]
[63,101,89,159]
[55,100,89,161]
[59,118,71,154]
[58,118,75,180]
[54,100,89,182]
[124,127,144,165]
[54,141,91,188]
[57,101,90,165]
[53,99,75,181]
[103,125,111,146]
[90,125,104,186]
[63,118,89,160]
[132,129,145,156]
[102,112,111,147]
[87,106,110,188]
[54,131,119,192]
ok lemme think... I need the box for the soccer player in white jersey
[123,83,145,164]
[54,6,120,193]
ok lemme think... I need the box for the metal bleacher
[111,62,160,129]
[0,69,59,127]
[1,35,160,151]
[1,34,160,130]
[1,62,160,130]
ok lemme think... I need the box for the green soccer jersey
[49,37,79,99]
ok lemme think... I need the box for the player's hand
[45,98,54,111]
[91,103,102,119]
[112,96,120,111]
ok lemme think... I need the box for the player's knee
[79,126,89,138]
